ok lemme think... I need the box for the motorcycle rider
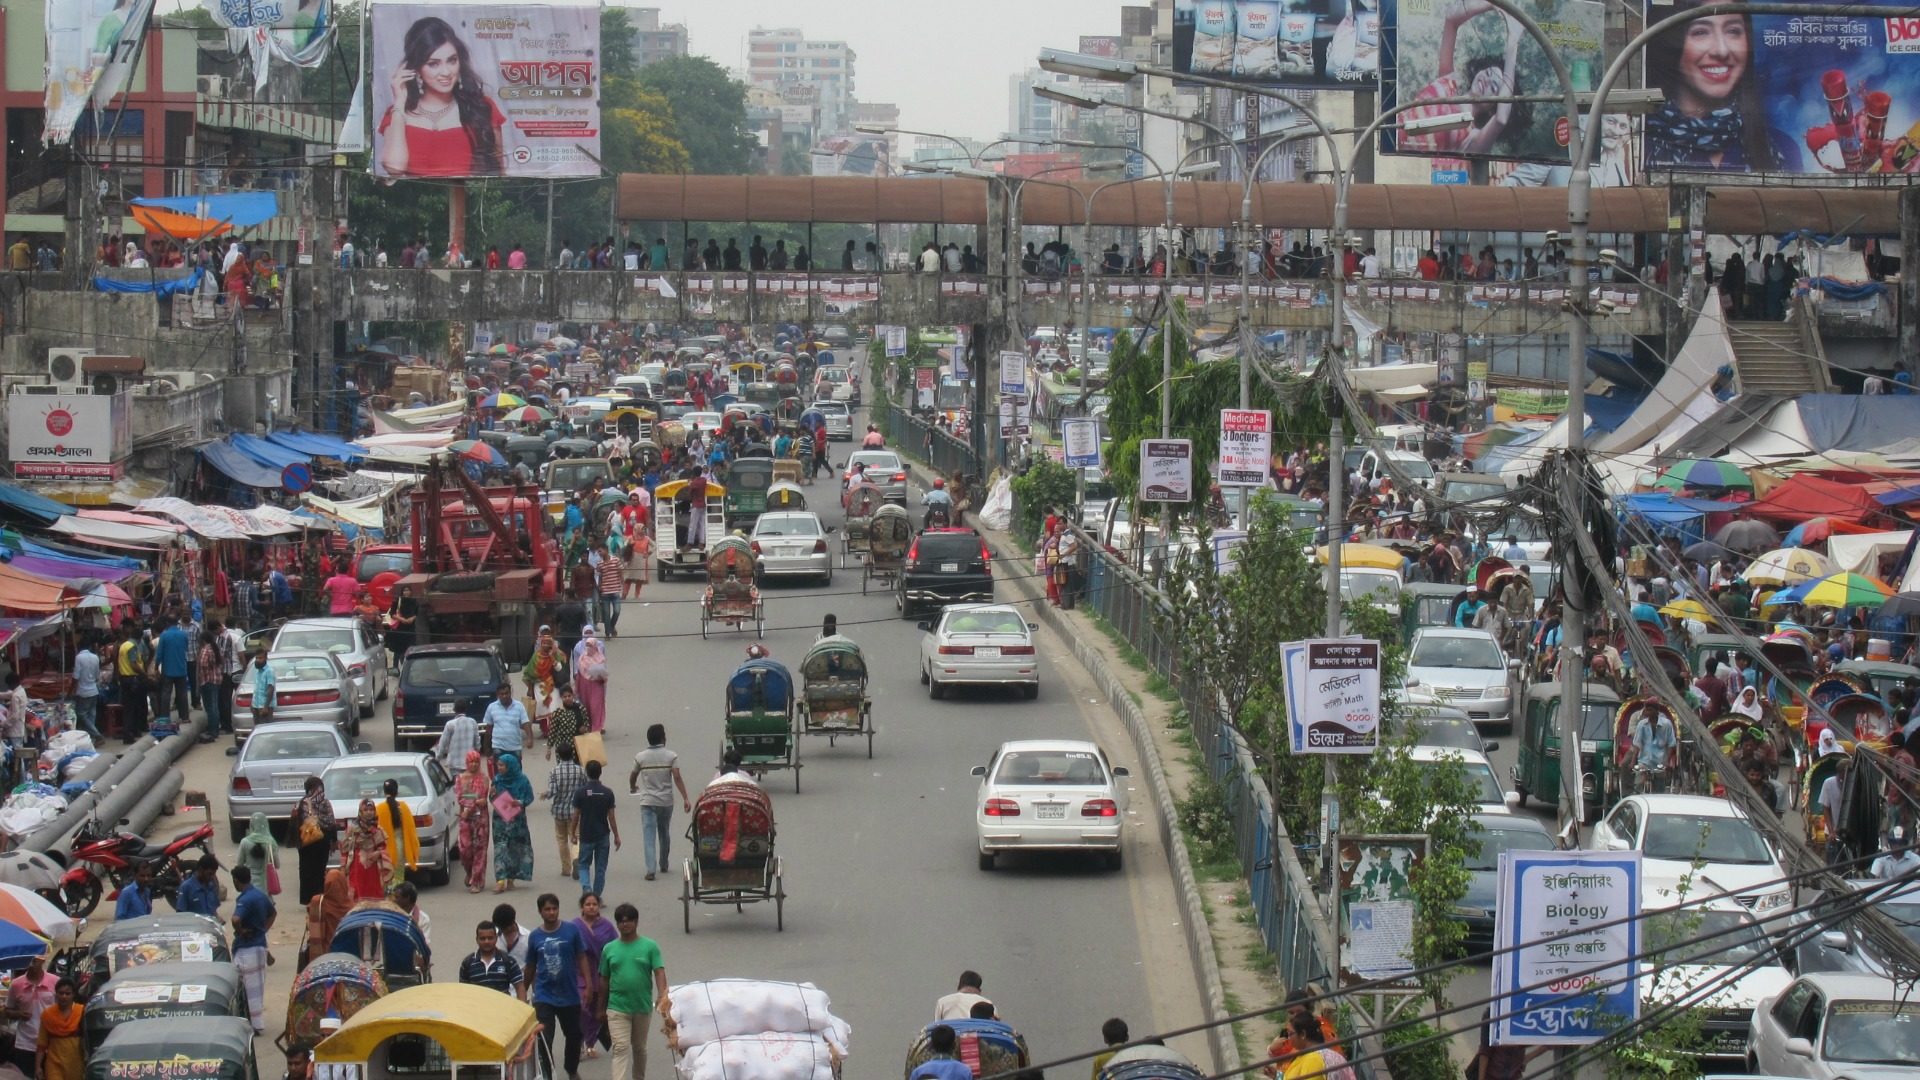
[923,478,954,529]
[862,424,885,449]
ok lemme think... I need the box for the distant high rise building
[746,27,858,136]
[625,8,688,69]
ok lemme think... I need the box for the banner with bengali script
[43,0,158,147]
[204,0,337,90]
[370,2,599,179]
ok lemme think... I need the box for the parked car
[269,618,387,719]
[225,721,361,842]
[392,644,507,750]
[1587,794,1790,915]
[918,604,1040,700]
[844,450,909,504]
[1402,627,1515,729]
[973,739,1129,871]
[1748,971,1920,1077]
[815,365,856,404]
[319,752,457,886]
[898,528,994,617]
[1782,879,1920,977]
[232,651,357,741]
[1457,813,1553,954]
[750,511,833,584]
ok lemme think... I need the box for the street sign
[280,463,313,495]
[1061,418,1101,468]
[1490,851,1641,1045]
[999,350,1027,396]
[914,366,937,409]
[1282,639,1382,754]
[1431,169,1470,185]
[1138,439,1191,503]
[1217,408,1272,487]
[884,325,908,357]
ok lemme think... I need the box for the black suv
[394,644,506,749]
[897,528,993,617]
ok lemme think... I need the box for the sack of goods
[677,1033,840,1080]
[664,979,850,1053]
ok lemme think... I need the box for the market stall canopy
[0,615,70,652]
[0,483,75,526]
[128,192,278,242]
[135,498,254,541]
[0,563,84,613]
[32,476,173,509]
[47,517,179,548]
[300,493,385,532]
[3,552,138,583]
[264,431,366,463]
[198,440,283,489]
[1744,473,1890,525]
[229,433,310,471]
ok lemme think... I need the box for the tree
[601,81,692,176]
[601,7,639,81]
[636,56,757,174]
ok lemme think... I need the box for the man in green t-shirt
[599,902,668,1080]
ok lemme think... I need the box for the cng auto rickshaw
[313,983,551,1080]
[84,960,248,1053]
[725,458,776,530]
[81,914,230,998]
[1514,681,1622,822]
[87,1017,259,1080]
[1401,583,1465,647]
[603,406,656,444]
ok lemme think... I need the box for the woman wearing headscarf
[374,777,420,892]
[454,749,492,894]
[572,892,618,1057]
[521,632,568,701]
[491,753,535,893]
[574,626,610,733]
[236,813,278,897]
[290,777,340,904]
[340,799,391,900]
[301,869,354,969]
[1731,684,1766,724]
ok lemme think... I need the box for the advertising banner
[1171,0,1379,89]
[1062,418,1103,468]
[1338,835,1426,987]
[1218,408,1273,486]
[914,366,937,409]
[1139,439,1193,502]
[1380,0,1605,163]
[1490,851,1641,1044]
[811,133,891,177]
[1283,638,1382,753]
[999,351,1029,396]
[884,325,908,358]
[370,3,599,180]
[7,392,132,479]
[1640,0,1920,174]
[44,0,159,147]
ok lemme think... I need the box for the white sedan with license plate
[918,604,1039,699]
[973,739,1130,871]
[750,511,833,584]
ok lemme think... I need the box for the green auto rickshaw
[1513,681,1622,824]
[1400,583,1466,648]
[724,457,776,530]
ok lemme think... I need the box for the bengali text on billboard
[370,3,599,180]
[1171,0,1379,89]
[1381,0,1606,163]
[44,0,158,146]
[1643,0,1920,175]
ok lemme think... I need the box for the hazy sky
[637,0,1124,141]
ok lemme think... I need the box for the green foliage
[635,57,758,175]
[1010,459,1077,546]
[1602,872,1707,1080]
[1383,1022,1456,1080]
[1177,772,1238,874]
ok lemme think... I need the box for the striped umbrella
[0,884,75,944]
[1799,572,1895,610]
[1654,458,1754,491]
[1744,547,1833,586]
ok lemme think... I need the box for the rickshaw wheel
[756,609,765,638]
[862,564,871,595]
[700,612,709,639]
[793,761,801,794]
[774,864,785,931]
[681,862,693,934]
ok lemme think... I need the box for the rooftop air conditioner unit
[197,75,230,99]
[24,384,90,395]
[43,348,94,383]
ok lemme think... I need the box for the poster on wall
[43,0,160,147]
[1337,835,1425,987]
[370,3,600,179]
[1642,0,1920,174]
[208,0,337,92]
[1380,0,1608,163]
[1170,0,1379,89]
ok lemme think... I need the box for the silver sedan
[751,511,834,584]
[225,721,356,842]
[233,650,357,741]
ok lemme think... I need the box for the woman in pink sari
[453,750,491,893]
[575,626,609,733]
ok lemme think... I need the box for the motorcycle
[57,817,216,918]
[923,502,953,530]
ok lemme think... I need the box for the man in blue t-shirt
[231,865,275,1034]
[522,893,590,1077]
[156,616,191,722]
[911,1026,975,1080]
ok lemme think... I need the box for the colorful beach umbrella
[1744,547,1833,586]
[1654,458,1755,491]
[503,406,553,425]
[1783,517,1837,548]
[1799,572,1895,610]
[486,343,519,356]
[479,392,526,410]
[1658,598,1716,625]
[0,884,75,945]
[447,440,506,467]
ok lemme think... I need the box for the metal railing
[880,403,981,480]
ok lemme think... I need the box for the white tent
[1826,531,1914,576]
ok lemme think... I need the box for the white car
[972,739,1129,871]
[1402,627,1514,729]
[269,617,388,718]
[682,411,723,436]
[1404,744,1519,814]
[814,366,855,403]
[1749,972,1920,1078]
[812,400,853,441]
[750,511,833,584]
[319,752,457,886]
[1638,891,1793,1061]
[919,604,1039,700]
[1587,794,1790,916]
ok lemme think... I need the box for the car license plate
[941,562,959,573]
[437,703,455,716]
[273,777,306,793]
[1036,804,1066,820]
[975,647,1000,658]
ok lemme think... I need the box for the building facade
[746,28,857,138]
[626,8,689,69]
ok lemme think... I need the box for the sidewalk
[896,450,1279,1073]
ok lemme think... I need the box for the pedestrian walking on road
[456,749,493,893]
[525,893,591,1079]
[341,799,392,900]
[35,978,83,1080]
[236,812,279,897]
[573,893,617,1058]
[599,902,667,1080]
[292,777,340,903]
[493,754,536,892]
[544,745,585,880]
[375,778,420,892]
[575,629,609,733]
[629,724,690,881]
[573,761,619,898]
[230,865,275,1034]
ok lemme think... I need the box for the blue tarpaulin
[1796,395,1920,452]
[229,433,310,471]
[265,432,365,462]
[200,441,284,489]
[129,193,279,229]
[1878,486,1920,507]
[17,537,141,569]
[1615,493,1743,544]
[1585,387,1648,435]
[92,266,206,297]
[1808,277,1887,301]
[0,483,74,525]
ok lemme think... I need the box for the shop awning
[135,498,252,540]
[199,441,284,489]
[301,493,385,531]
[0,564,79,614]
[33,476,174,508]
[229,433,310,471]
[0,614,69,651]
[47,517,180,548]
[265,431,366,463]
[5,553,139,583]
[0,483,76,526]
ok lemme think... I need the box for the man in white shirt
[933,971,991,1021]
[558,242,575,270]
[1360,248,1380,279]
[622,245,640,271]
